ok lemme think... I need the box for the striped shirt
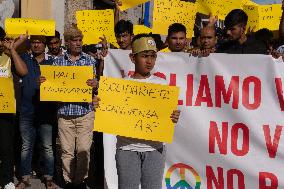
[53,51,98,116]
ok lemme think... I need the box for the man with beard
[217,9,267,54]
[46,31,65,58]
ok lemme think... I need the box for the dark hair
[149,33,164,51]
[168,23,186,36]
[82,44,97,54]
[46,30,61,43]
[0,27,6,40]
[255,28,273,42]
[224,9,248,29]
[115,20,133,36]
[131,33,152,45]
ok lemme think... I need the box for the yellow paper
[152,0,197,38]
[243,5,259,31]
[94,76,179,143]
[159,47,171,52]
[40,66,93,102]
[242,0,258,6]
[120,0,149,11]
[5,18,55,36]
[133,25,152,35]
[76,10,118,46]
[197,0,243,20]
[259,4,282,31]
[0,77,16,113]
[244,4,282,31]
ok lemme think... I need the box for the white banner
[102,49,284,189]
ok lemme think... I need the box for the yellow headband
[132,37,157,54]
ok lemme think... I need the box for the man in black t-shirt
[217,9,267,54]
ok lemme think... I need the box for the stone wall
[64,0,93,30]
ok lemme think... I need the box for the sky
[252,0,282,4]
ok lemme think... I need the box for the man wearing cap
[217,9,267,54]
[42,26,98,189]
[110,33,180,189]
[16,35,58,189]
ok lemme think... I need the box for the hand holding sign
[94,76,179,143]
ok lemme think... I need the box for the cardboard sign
[5,18,55,36]
[40,65,93,102]
[94,76,179,143]
[0,77,16,113]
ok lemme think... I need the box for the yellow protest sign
[94,76,179,143]
[0,77,16,113]
[244,4,282,31]
[152,0,197,38]
[40,65,93,102]
[197,0,258,20]
[133,25,152,35]
[242,0,258,6]
[76,10,118,46]
[119,0,149,11]
[197,0,243,20]
[5,18,55,36]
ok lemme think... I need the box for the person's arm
[92,95,101,110]
[279,0,284,39]
[114,0,122,25]
[13,32,29,50]
[207,13,218,27]
[170,110,180,124]
[3,39,28,77]
[86,57,99,88]
[98,35,108,76]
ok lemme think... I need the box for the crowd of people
[1,1,284,189]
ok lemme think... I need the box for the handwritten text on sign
[244,4,282,31]
[152,0,197,38]
[40,65,93,102]
[76,10,117,45]
[94,76,179,143]
[0,77,16,113]
[5,18,55,36]
[197,0,243,20]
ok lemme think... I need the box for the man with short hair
[161,23,188,52]
[46,30,65,58]
[16,35,58,189]
[191,26,217,57]
[217,9,267,54]
[200,26,217,51]
[114,20,134,50]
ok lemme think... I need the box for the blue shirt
[53,52,98,116]
[20,52,54,116]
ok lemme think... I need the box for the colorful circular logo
[165,163,201,189]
